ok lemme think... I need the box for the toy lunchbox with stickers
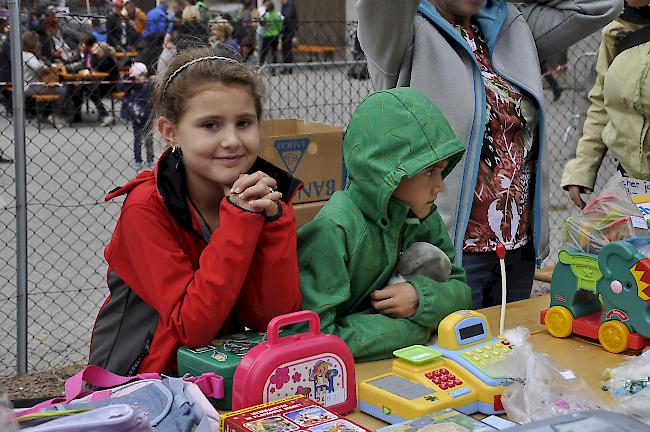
[178,331,267,410]
[178,310,357,413]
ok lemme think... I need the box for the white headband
[161,55,242,102]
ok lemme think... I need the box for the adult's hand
[567,185,592,210]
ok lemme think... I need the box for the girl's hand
[370,283,419,318]
[229,171,283,218]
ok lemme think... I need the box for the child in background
[89,48,303,375]
[121,62,154,170]
[258,1,281,66]
[297,87,472,361]
[210,18,241,56]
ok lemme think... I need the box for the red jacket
[89,149,303,375]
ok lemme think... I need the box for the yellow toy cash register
[358,310,512,424]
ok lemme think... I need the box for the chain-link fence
[0,9,616,376]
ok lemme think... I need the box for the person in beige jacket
[562,0,650,208]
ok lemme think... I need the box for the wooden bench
[32,94,60,129]
[113,51,138,59]
[110,91,125,117]
[293,44,337,61]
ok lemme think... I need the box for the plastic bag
[602,348,650,424]
[484,327,602,424]
[0,392,18,432]
[564,172,648,254]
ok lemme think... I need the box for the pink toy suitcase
[231,310,357,414]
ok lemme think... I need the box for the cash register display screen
[459,323,485,341]
[368,375,435,400]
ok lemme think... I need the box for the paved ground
[0,34,616,377]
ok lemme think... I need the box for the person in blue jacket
[121,62,154,170]
[144,0,173,37]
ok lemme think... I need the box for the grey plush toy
[388,241,452,284]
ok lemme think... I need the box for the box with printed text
[294,200,327,227]
[222,396,370,432]
[260,119,343,204]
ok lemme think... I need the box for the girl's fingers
[231,172,278,196]
[238,180,280,201]
[247,192,283,208]
[247,197,282,218]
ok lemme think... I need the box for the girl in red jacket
[89,47,303,375]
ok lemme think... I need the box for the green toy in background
[541,238,650,353]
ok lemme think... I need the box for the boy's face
[393,160,448,219]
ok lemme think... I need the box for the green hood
[344,87,465,228]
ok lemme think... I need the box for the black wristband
[265,201,283,222]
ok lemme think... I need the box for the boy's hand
[370,283,419,318]
[229,171,283,218]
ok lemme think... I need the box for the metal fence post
[9,0,28,375]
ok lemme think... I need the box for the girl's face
[160,83,260,189]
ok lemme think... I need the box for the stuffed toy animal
[388,241,452,284]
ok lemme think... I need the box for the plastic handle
[267,310,321,345]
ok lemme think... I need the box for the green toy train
[540,238,650,353]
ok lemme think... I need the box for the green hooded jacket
[297,87,472,361]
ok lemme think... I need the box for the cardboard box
[222,396,371,432]
[294,201,327,227]
[260,119,343,204]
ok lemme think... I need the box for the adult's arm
[561,25,616,190]
[519,0,623,62]
[106,198,266,348]
[356,0,419,89]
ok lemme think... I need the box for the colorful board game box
[376,408,496,432]
[221,396,370,432]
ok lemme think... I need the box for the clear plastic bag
[484,327,602,424]
[602,348,650,424]
[563,173,648,254]
[0,392,18,432]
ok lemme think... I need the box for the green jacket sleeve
[405,213,472,329]
[297,218,430,362]
[561,26,616,191]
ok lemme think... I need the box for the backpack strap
[15,365,224,418]
[185,372,224,399]
[617,25,650,56]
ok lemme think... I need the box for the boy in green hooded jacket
[297,87,472,361]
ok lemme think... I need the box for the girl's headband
[161,55,242,102]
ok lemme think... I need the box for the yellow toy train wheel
[598,320,630,353]
[545,306,574,338]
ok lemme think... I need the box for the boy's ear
[157,116,176,147]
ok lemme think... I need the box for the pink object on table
[231,310,357,414]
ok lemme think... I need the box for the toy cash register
[359,310,512,424]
